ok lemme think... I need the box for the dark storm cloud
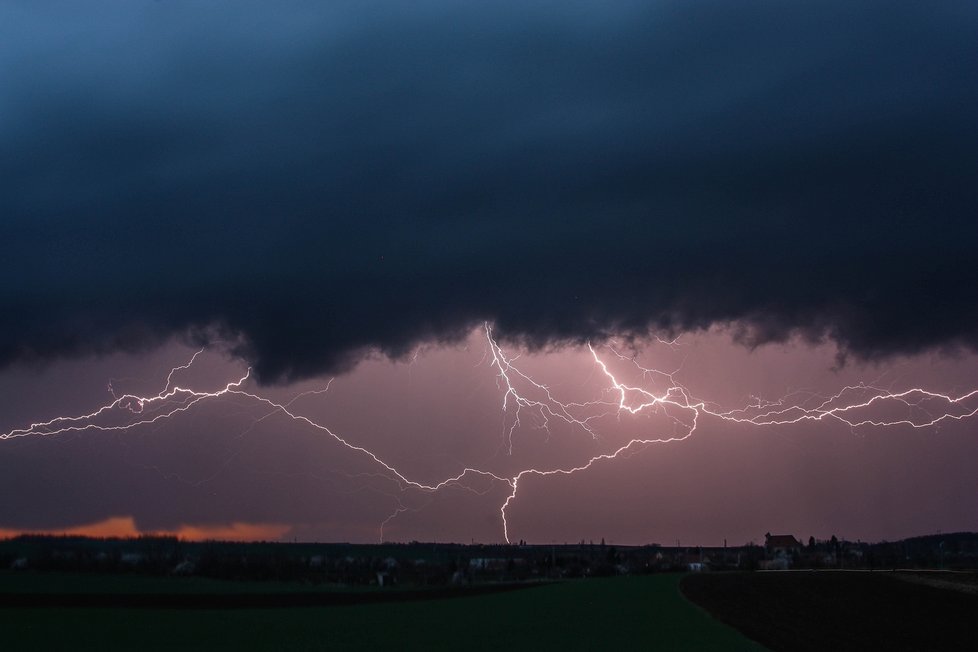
[2,1,976,381]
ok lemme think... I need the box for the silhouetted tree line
[2,532,976,586]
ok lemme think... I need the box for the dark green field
[0,573,762,651]
[0,571,370,595]
[0,570,396,599]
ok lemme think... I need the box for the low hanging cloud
[1,1,976,381]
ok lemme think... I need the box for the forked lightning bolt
[3,323,976,543]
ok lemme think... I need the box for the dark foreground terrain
[682,571,978,652]
[0,579,531,609]
[0,573,761,651]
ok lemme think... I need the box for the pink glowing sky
[1,326,975,545]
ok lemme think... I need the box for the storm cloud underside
[2,1,977,381]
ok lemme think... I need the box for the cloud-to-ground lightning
[3,323,977,543]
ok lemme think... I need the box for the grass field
[0,571,374,594]
[0,573,763,651]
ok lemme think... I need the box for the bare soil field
[681,571,978,651]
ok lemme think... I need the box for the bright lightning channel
[2,323,976,543]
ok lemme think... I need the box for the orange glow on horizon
[0,516,290,542]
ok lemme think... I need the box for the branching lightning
[3,323,976,543]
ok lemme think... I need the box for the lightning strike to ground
[3,323,976,543]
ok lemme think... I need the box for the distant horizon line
[4,530,975,548]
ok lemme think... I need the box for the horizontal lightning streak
[2,323,976,543]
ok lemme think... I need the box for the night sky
[1,1,976,544]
